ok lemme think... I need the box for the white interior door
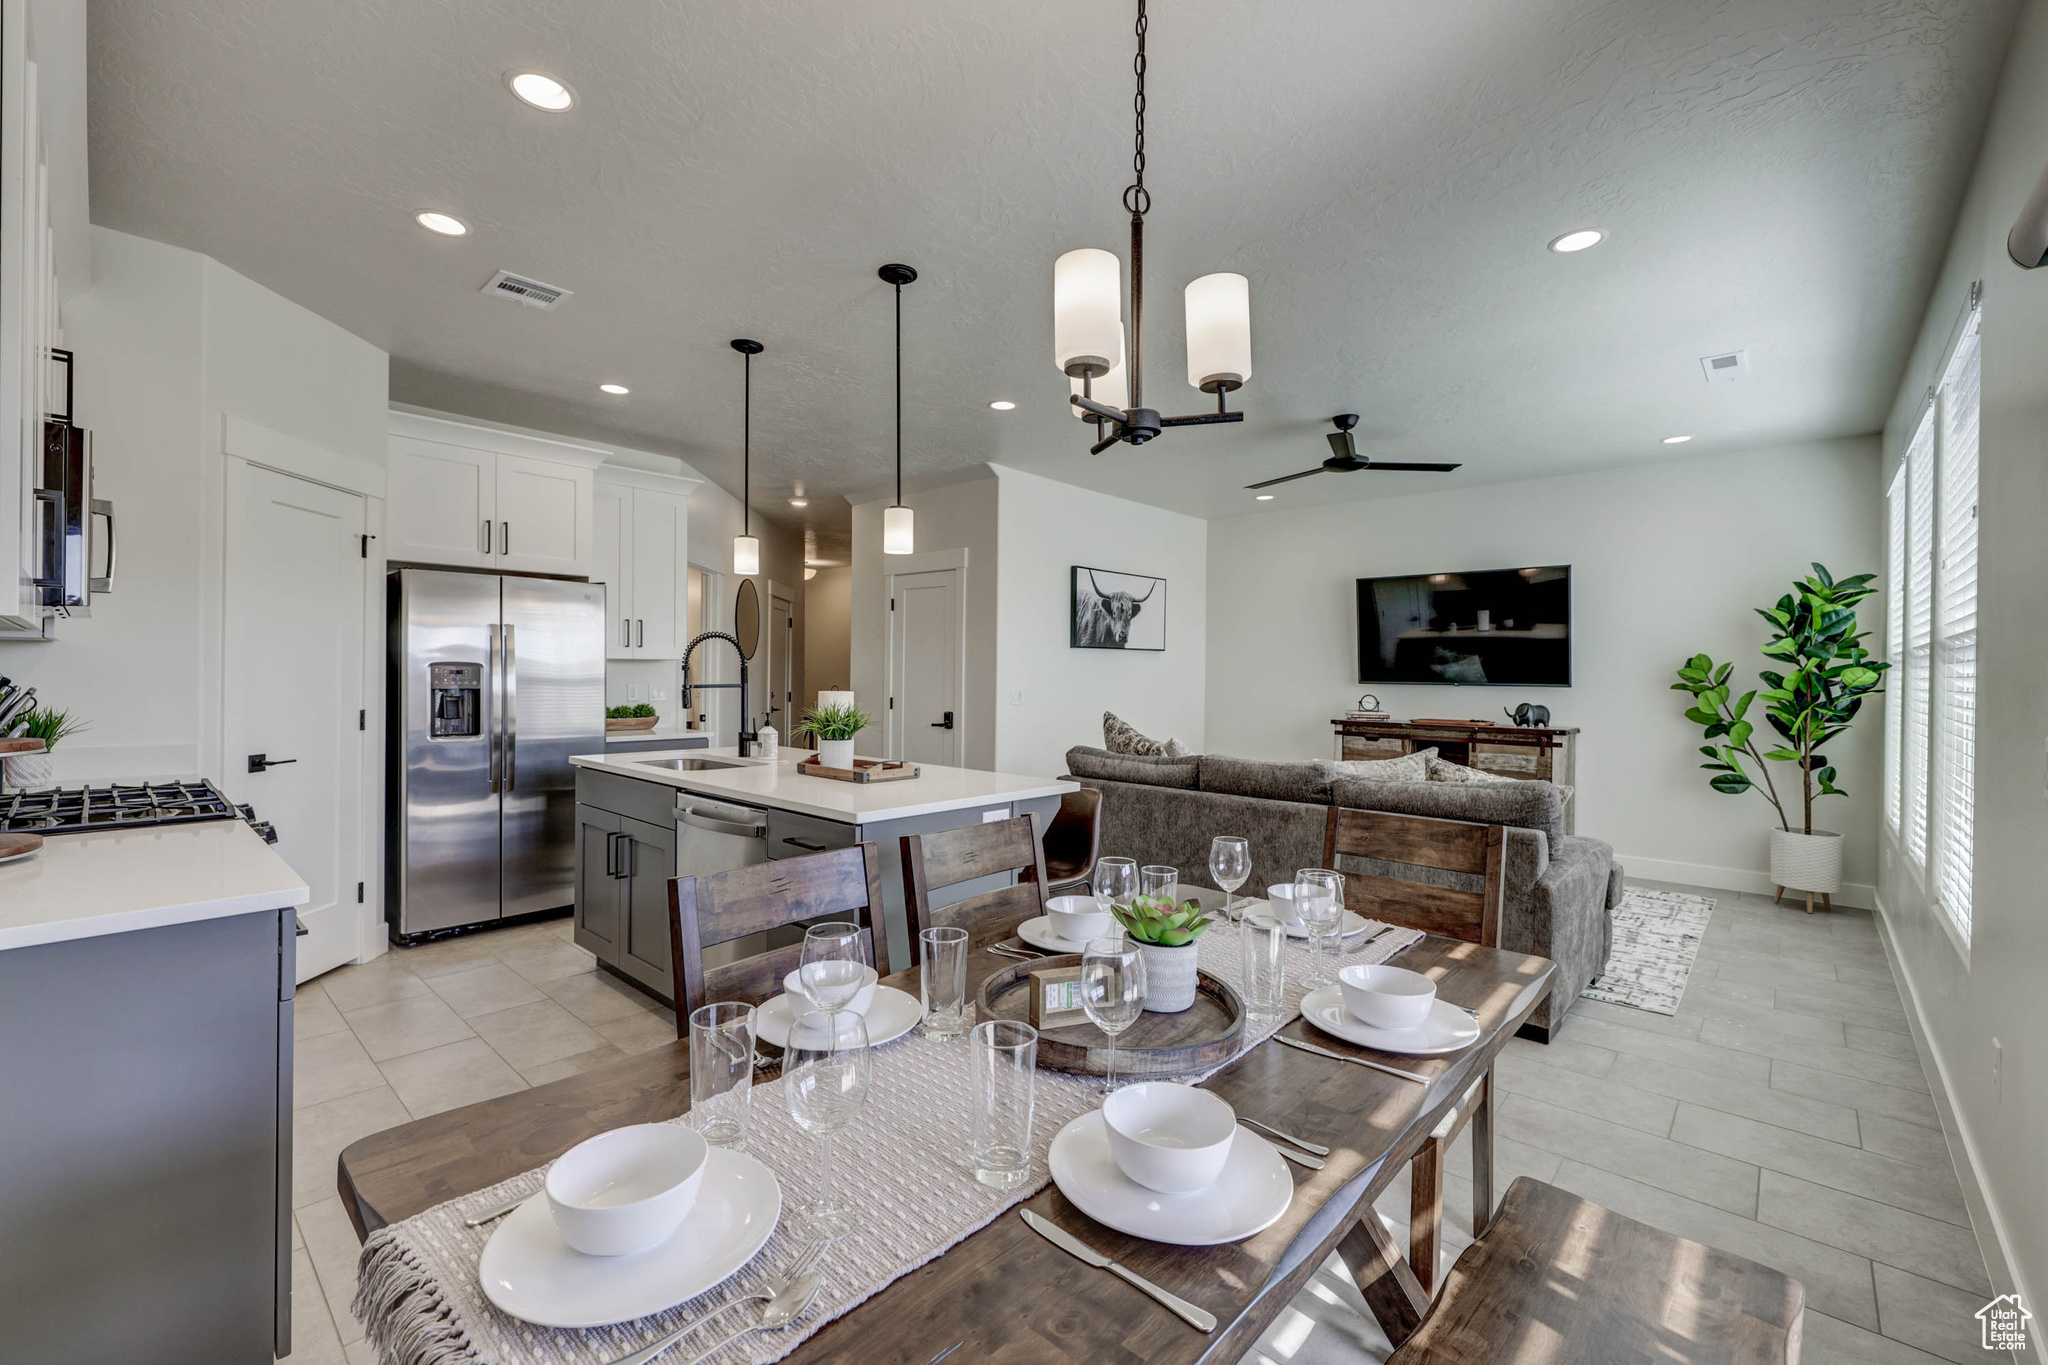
[223,460,366,983]
[768,590,793,737]
[891,568,963,766]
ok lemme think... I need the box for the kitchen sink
[639,756,748,772]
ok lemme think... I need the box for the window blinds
[1901,409,1936,872]
[1883,464,1907,833]
[1932,314,1981,943]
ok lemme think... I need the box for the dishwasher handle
[677,802,767,840]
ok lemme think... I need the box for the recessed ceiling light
[989,400,1016,411]
[508,71,575,112]
[789,498,808,508]
[598,382,629,395]
[1548,228,1604,253]
[415,211,469,237]
[1662,434,1692,444]
[1255,493,1274,501]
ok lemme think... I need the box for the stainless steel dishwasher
[674,794,769,970]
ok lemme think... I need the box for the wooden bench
[1385,1178,1805,1364]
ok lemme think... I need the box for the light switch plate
[1010,688,1025,706]
[627,684,641,702]
[652,687,668,702]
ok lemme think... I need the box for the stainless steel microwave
[32,349,113,615]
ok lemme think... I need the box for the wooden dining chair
[900,815,1050,959]
[666,843,889,1034]
[1322,805,1507,1295]
[1040,787,1103,894]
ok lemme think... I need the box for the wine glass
[797,922,869,1018]
[1080,935,1146,1094]
[1091,856,1138,920]
[1209,836,1250,924]
[782,1009,872,1241]
[1295,869,1345,985]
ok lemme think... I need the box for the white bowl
[1264,884,1307,926]
[545,1124,709,1257]
[1046,894,1112,943]
[784,963,878,1016]
[1102,1082,1238,1195]
[1338,964,1436,1032]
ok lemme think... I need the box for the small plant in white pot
[1673,564,1888,912]
[3,706,87,790]
[1111,893,1214,1013]
[800,700,871,771]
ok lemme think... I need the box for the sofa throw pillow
[1329,747,1434,783]
[1425,754,1521,785]
[1103,710,1187,759]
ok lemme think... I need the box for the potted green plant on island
[605,702,658,732]
[1672,563,1887,911]
[1112,893,1214,1013]
[800,700,871,771]
[4,706,88,790]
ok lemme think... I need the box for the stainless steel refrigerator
[388,569,605,940]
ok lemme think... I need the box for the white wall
[1876,0,2048,1327]
[993,464,1208,779]
[1205,439,1884,901]
[804,566,852,703]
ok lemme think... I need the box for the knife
[1275,1033,1433,1085]
[1019,1209,1216,1333]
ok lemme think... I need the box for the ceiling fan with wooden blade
[1245,414,1462,489]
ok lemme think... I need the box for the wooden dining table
[338,934,1555,1363]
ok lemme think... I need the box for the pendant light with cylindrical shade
[879,263,917,555]
[730,338,763,576]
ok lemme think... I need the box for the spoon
[605,1244,825,1365]
[678,1271,824,1365]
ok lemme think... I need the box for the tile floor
[283,883,1997,1365]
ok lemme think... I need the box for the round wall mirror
[734,578,761,659]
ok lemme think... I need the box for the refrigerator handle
[487,624,501,793]
[504,623,517,792]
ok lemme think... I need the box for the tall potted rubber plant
[1672,564,1888,910]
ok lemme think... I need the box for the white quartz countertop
[0,819,310,951]
[570,746,1077,823]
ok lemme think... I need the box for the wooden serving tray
[0,738,47,755]
[0,832,43,864]
[977,954,1245,1078]
[605,716,660,732]
[795,756,920,784]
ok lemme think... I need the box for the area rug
[1580,887,1714,1015]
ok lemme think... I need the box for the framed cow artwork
[1071,566,1166,650]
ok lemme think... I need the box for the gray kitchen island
[568,747,1076,1003]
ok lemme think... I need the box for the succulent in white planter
[3,705,85,791]
[800,700,871,771]
[1111,893,1214,1013]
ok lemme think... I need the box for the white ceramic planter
[1769,828,1843,894]
[3,752,53,790]
[815,738,856,770]
[1139,941,1200,1014]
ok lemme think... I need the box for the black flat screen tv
[1356,565,1571,686]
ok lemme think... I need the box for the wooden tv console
[1331,718,1578,834]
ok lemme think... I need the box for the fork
[602,1239,827,1365]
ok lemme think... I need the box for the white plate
[479,1147,781,1328]
[1282,909,1371,941]
[1299,987,1481,1056]
[1047,1111,1294,1246]
[755,985,921,1050]
[1016,915,1098,954]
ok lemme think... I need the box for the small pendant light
[879,263,917,555]
[730,338,763,576]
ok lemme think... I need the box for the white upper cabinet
[592,467,700,660]
[385,413,605,578]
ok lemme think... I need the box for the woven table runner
[354,920,1423,1365]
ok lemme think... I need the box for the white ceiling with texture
[88,0,2014,560]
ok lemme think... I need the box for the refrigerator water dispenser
[428,662,481,738]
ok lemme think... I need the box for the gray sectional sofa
[1062,746,1622,1041]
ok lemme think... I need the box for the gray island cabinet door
[574,803,623,965]
[616,814,679,1001]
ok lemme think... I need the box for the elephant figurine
[1505,703,1551,728]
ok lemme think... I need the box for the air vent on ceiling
[1700,350,1749,383]
[481,269,572,311]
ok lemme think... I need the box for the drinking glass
[1295,869,1345,985]
[1209,836,1250,924]
[1239,912,1287,1026]
[970,1020,1038,1189]
[797,922,869,1015]
[1080,935,1146,1094]
[688,1002,756,1150]
[1140,864,1179,902]
[1092,856,1138,918]
[918,926,970,1039]
[782,1009,872,1242]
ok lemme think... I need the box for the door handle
[247,754,298,773]
[681,809,767,839]
[482,519,491,555]
[604,830,619,877]
[636,619,644,648]
[617,835,634,879]
[623,617,631,650]
[487,624,502,793]
[500,521,509,555]
[503,623,517,792]
[782,836,828,852]
[930,711,955,729]
[294,917,310,938]
[89,498,115,593]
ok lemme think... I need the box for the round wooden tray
[977,954,1245,1078]
[605,716,660,732]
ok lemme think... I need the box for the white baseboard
[1872,897,2041,1365]
[1613,853,1875,910]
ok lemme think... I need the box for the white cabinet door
[496,453,591,577]
[629,487,688,659]
[386,436,493,567]
[593,480,633,658]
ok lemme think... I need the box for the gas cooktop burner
[0,780,277,842]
